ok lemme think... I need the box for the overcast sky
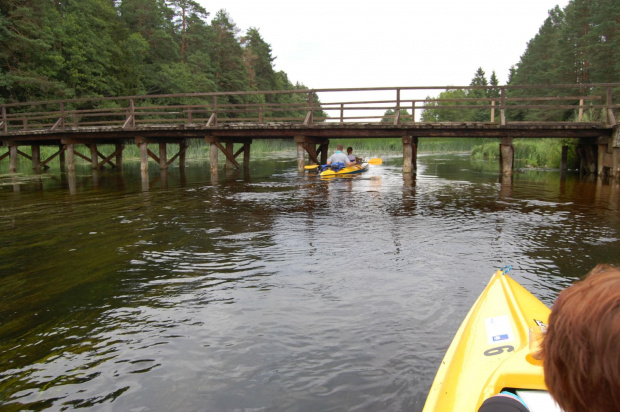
[198,0,568,88]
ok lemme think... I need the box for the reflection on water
[0,154,619,411]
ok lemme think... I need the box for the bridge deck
[1,121,611,145]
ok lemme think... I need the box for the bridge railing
[1,84,619,135]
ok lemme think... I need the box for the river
[1,153,619,411]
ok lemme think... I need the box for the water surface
[1,154,619,411]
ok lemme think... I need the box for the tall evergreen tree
[0,0,67,102]
[242,28,277,92]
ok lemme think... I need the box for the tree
[168,0,208,63]
[381,108,411,123]
[59,0,124,97]
[421,89,468,122]
[0,0,68,102]
[209,10,249,94]
[242,27,277,92]
[467,67,490,122]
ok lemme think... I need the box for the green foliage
[421,89,469,122]
[0,0,321,109]
[471,139,578,169]
[508,0,620,121]
[381,108,412,123]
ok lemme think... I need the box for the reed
[471,139,578,168]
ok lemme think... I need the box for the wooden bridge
[1,84,619,178]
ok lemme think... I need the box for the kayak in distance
[422,267,563,412]
[304,157,381,178]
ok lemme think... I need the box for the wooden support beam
[225,141,234,169]
[207,113,216,126]
[66,143,75,171]
[213,141,241,169]
[39,147,65,169]
[97,146,124,169]
[32,145,41,170]
[90,144,99,169]
[116,143,124,170]
[302,143,320,165]
[138,141,148,172]
[297,140,306,172]
[59,144,66,171]
[166,143,187,167]
[598,143,609,177]
[159,143,168,169]
[318,142,329,164]
[561,145,568,171]
[179,140,186,169]
[500,137,514,175]
[402,136,415,173]
[0,149,9,162]
[209,142,218,173]
[97,150,116,168]
[73,149,91,163]
[17,149,32,161]
[9,145,17,172]
[243,143,250,169]
[147,148,160,164]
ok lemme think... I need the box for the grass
[471,139,578,169]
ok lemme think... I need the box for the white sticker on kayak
[485,315,514,345]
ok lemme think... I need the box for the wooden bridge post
[159,143,167,169]
[66,143,75,172]
[613,127,620,179]
[402,136,417,173]
[225,142,234,170]
[138,140,148,172]
[116,143,124,170]
[243,142,250,169]
[296,136,306,172]
[90,144,99,169]
[179,140,187,169]
[9,145,17,172]
[31,145,41,171]
[499,137,514,175]
[561,145,568,172]
[209,141,218,174]
[59,145,66,171]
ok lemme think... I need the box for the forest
[0,0,314,110]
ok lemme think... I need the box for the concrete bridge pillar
[499,137,514,175]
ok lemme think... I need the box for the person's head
[347,147,353,154]
[542,264,620,412]
[336,144,344,151]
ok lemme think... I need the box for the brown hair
[542,264,620,412]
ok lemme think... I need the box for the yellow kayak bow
[423,268,552,411]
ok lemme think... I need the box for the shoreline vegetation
[2,138,575,170]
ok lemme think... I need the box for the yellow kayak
[319,162,369,177]
[423,268,558,411]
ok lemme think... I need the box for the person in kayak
[478,391,530,412]
[326,144,353,167]
[542,263,620,412]
[346,147,359,164]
